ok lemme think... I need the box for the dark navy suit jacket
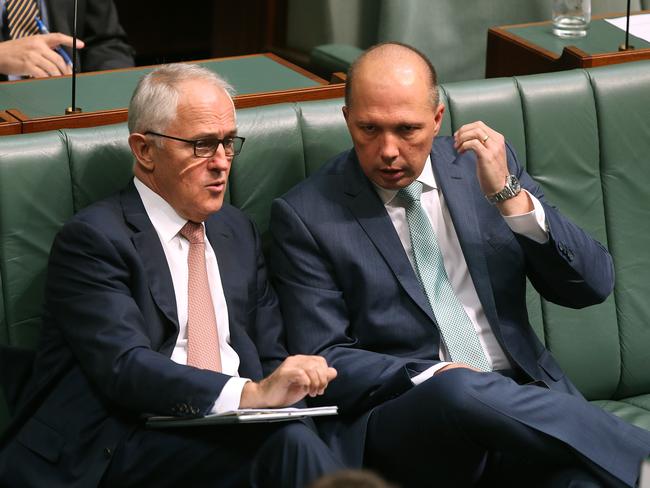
[0,182,286,486]
[269,136,615,467]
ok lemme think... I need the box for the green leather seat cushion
[593,396,650,431]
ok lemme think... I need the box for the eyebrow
[193,130,238,140]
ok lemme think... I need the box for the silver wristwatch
[485,175,521,205]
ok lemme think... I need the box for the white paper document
[146,406,338,428]
[605,13,650,43]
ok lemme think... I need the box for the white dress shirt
[134,178,249,413]
[372,157,548,383]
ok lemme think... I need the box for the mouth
[379,167,405,181]
[205,181,226,192]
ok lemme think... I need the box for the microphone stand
[65,0,82,114]
[618,0,635,51]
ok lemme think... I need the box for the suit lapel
[204,213,263,379]
[431,141,502,336]
[343,154,437,324]
[204,214,236,316]
[121,183,179,332]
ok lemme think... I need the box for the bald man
[269,42,650,487]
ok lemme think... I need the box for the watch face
[507,175,521,192]
[486,175,521,204]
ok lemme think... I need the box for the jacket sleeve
[507,143,615,307]
[80,0,135,71]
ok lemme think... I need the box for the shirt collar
[133,177,196,242]
[373,155,438,206]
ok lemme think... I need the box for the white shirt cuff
[411,362,451,385]
[503,190,549,244]
[209,377,251,414]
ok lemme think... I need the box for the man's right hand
[0,34,85,78]
[239,355,337,408]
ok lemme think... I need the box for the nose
[206,144,231,171]
[379,132,399,163]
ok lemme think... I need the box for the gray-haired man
[0,63,342,487]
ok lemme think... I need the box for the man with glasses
[0,63,343,487]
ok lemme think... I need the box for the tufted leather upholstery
[2,60,650,435]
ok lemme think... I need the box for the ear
[128,133,156,172]
[342,105,349,122]
[431,103,446,137]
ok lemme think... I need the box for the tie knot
[180,221,204,244]
[398,180,423,203]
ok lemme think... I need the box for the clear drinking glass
[552,0,591,38]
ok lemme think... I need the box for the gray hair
[128,63,235,135]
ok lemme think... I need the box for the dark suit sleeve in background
[47,0,135,72]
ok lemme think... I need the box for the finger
[457,137,489,156]
[41,48,70,75]
[313,366,329,395]
[292,370,313,398]
[326,367,337,382]
[44,33,85,49]
[454,127,492,151]
[27,65,49,79]
[316,365,338,395]
[436,362,478,374]
[311,357,334,393]
[35,54,66,77]
[303,367,323,397]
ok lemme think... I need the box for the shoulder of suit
[209,202,253,228]
[280,148,353,202]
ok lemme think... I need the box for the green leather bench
[2,61,650,441]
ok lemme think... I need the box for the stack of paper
[605,13,650,43]
[146,406,338,428]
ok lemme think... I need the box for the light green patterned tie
[399,181,491,372]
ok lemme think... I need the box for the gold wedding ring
[481,134,490,144]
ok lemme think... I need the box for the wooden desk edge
[0,52,326,87]
[0,110,22,135]
[6,83,345,134]
[486,10,650,77]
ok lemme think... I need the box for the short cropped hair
[128,63,235,135]
[345,41,439,108]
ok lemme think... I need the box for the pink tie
[180,221,222,372]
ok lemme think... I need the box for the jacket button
[104,447,113,458]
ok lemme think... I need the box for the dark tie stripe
[7,0,40,39]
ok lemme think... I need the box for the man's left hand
[453,121,532,215]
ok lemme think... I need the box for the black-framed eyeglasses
[145,131,245,158]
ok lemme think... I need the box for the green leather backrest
[297,99,352,176]
[589,62,650,399]
[66,125,134,213]
[230,104,306,247]
[516,70,619,400]
[0,132,72,348]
